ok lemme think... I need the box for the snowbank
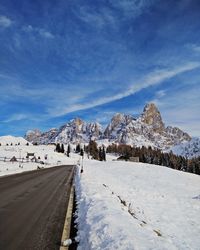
[75,160,200,250]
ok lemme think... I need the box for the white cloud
[0,73,15,80]
[38,29,54,38]
[155,90,166,98]
[22,25,54,39]
[4,114,27,123]
[109,0,155,18]
[149,83,200,136]
[192,44,200,53]
[48,61,200,117]
[22,25,33,32]
[76,0,154,29]
[2,62,199,136]
[77,6,116,28]
[0,15,13,28]
[186,44,200,54]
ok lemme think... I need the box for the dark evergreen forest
[106,144,200,175]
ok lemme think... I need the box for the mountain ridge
[25,103,191,150]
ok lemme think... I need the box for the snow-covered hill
[76,160,200,250]
[171,137,200,159]
[25,103,191,150]
[0,135,30,146]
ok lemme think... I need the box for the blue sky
[0,0,200,136]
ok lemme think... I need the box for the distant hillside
[0,135,30,146]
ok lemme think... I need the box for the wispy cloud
[109,0,155,18]
[155,90,166,98]
[154,86,200,136]
[76,0,155,29]
[1,0,200,137]
[0,73,16,80]
[0,15,13,28]
[22,25,54,39]
[77,6,116,28]
[191,44,200,53]
[38,29,54,38]
[3,113,28,123]
[48,61,200,117]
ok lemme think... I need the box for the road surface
[0,165,75,250]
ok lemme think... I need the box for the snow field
[1,136,199,249]
[0,144,80,176]
[75,159,200,250]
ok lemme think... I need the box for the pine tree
[99,147,103,161]
[88,140,99,160]
[56,143,61,153]
[67,144,70,157]
[102,146,106,161]
[80,148,84,158]
[76,144,81,153]
[61,144,65,153]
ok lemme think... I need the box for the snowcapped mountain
[104,103,191,149]
[25,103,191,150]
[25,118,103,145]
[0,135,30,146]
[171,137,200,159]
[55,118,103,144]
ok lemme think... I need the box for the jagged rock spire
[140,103,165,133]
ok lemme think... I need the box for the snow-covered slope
[25,103,191,150]
[76,160,200,250]
[0,135,30,146]
[171,137,200,158]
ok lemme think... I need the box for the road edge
[59,166,75,250]
[60,170,75,250]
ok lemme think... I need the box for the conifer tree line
[55,143,71,157]
[55,141,106,161]
[84,140,106,161]
[106,144,200,175]
[55,143,65,153]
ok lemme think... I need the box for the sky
[0,0,200,136]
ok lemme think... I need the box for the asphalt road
[0,165,75,250]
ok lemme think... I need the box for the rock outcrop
[140,103,165,133]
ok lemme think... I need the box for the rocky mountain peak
[25,129,42,144]
[140,103,165,133]
[111,113,125,125]
[73,117,84,126]
[69,117,85,134]
[104,113,134,138]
